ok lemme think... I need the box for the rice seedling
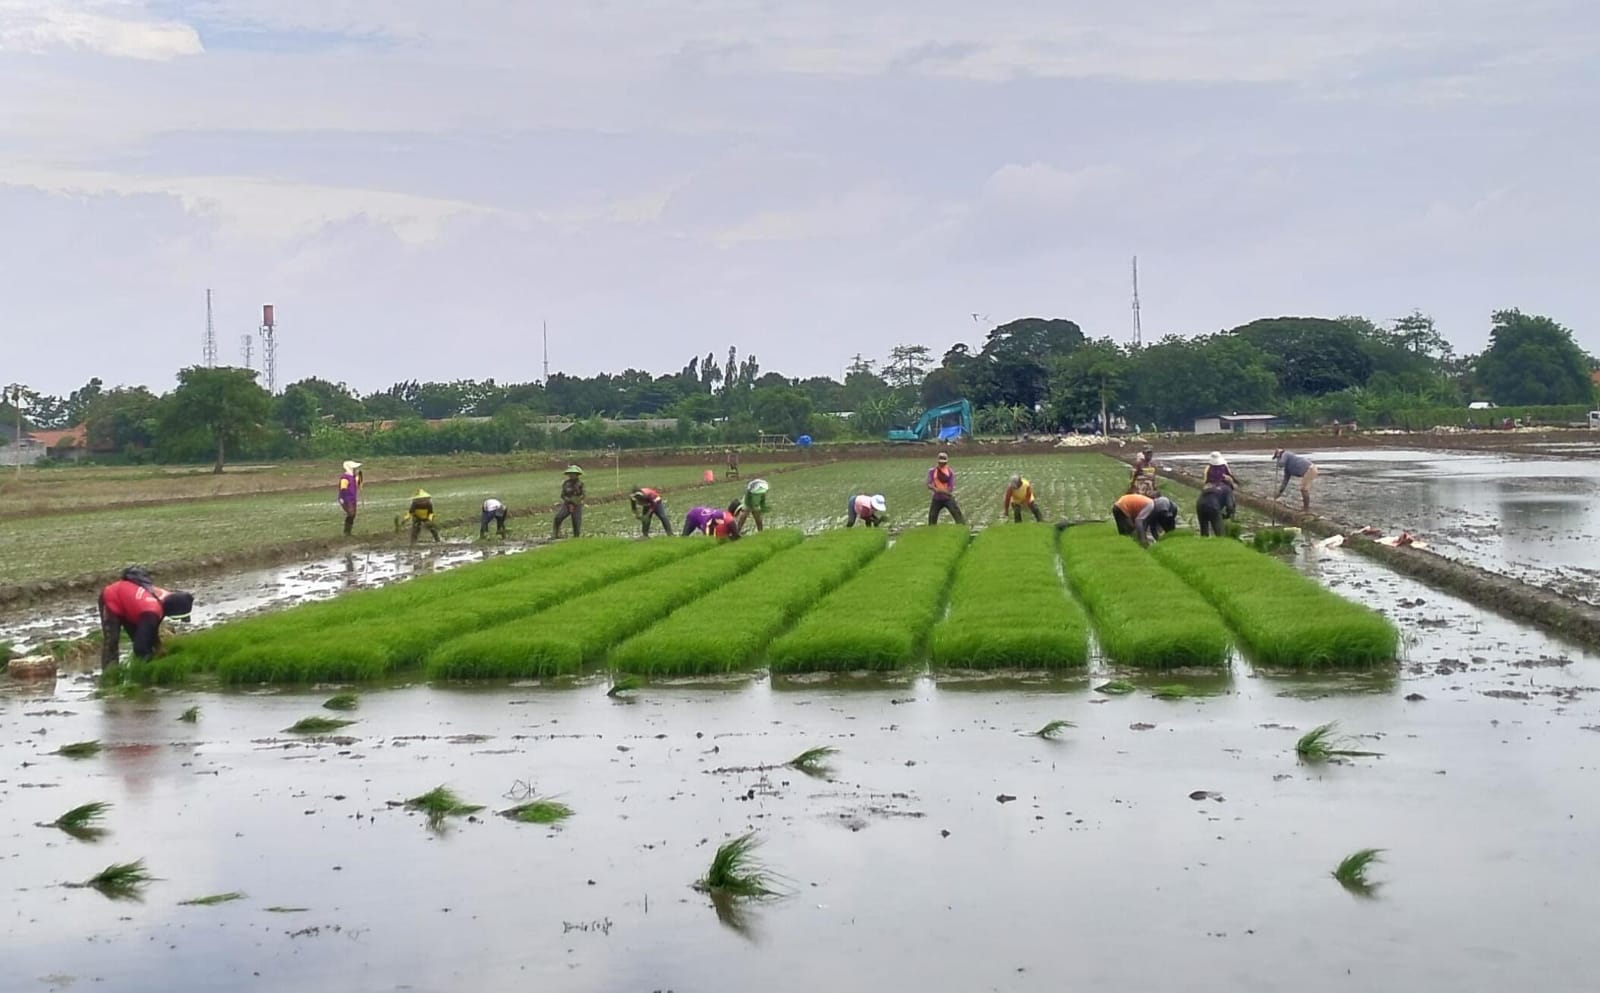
[610,529,886,675]
[1151,533,1399,668]
[282,716,355,735]
[787,746,838,776]
[1058,526,1232,668]
[931,527,1090,670]
[606,675,641,698]
[1030,719,1075,739]
[1095,680,1137,695]
[1251,527,1298,554]
[55,740,102,759]
[265,906,309,913]
[1296,721,1385,760]
[75,859,153,900]
[180,891,246,906]
[322,693,359,711]
[694,832,778,898]
[48,801,112,840]
[427,531,798,679]
[1332,848,1385,897]
[1151,684,1204,699]
[502,799,574,824]
[769,526,971,672]
[405,786,484,828]
[178,705,200,723]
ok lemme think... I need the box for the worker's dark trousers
[410,518,441,544]
[929,494,965,525]
[641,503,672,536]
[98,594,160,666]
[342,508,357,536]
[480,508,508,538]
[1112,507,1136,536]
[553,502,583,537]
[1011,501,1044,523]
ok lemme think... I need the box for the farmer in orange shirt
[1112,492,1178,547]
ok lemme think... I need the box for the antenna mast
[1131,256,1142,348]
[203,289,217,367]
[240,333,253,369]
[542,320,550,384]
[259,304,277,392]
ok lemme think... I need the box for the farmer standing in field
[1272,449,1318,511]
[846,493,887,528]
[553,465,585,538]
[402,489,441,544]
[1002,473,1044,522]
[337,460,362,535]
[1129,445,1158,496]
[97,567,195,669]
[683,505,741,540]
[927,452,965,524]
[480,497,509,539]
[732,477,770,532]
[630,486,673,536]
[1112,491,1179,547]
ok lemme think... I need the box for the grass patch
[770,526,971,672]
[502,799,573,824]
[322,693,358,711]
[1151,533,1399,668]
[1059,526,1232,668]
[55,740,103,759]
[787,746,837,776]
[1031,719,1075,739]
[931,526,1090,670]
[610,529,886,675]
[1296,722,1385,760]
[1095,680,1137,695]
[78,859,153,900]
[282,716,355,735]
[180,891,246,906]
[695,832,778,898]
[1332,848,1385,897]
[178,705,200,723]
[405,785,484,820]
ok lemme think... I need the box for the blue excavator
[886,399,973,443]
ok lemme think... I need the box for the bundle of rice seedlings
[1251,527,1298,554]
[55,740,102,759]
[931,527,1089,670]
[1332,848,1385,897]
[769,527,971,672]
[1095,680,1137,695]
[501,799,573,824]
[49,801,112,840]
[1296,722,1385,760]
[694,833,778,898]
[76,859,153,900]
[427,531,798,679]
[1058,526,1231,668]
[405,785,484,823]
[282,716,355,735]
[322,693,359,711]
[177,706,200,723]
[610,529,886,675]
[180,891,245,906]
[1030,719,1075,739]
[606,675,641,698]
[787,746,837,776]
[1151,534,1398,667]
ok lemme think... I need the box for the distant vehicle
[1468,401,1497,410]
[1589,410,1600,429]
[887,399,973,443]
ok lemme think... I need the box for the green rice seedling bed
[609,528,888,675]
[214,540,709,683]
[426,530,803,679]
[766,526,970,672]
[1150,533,1399,667]
[930,526,1090,669]
[1058,525,1231,667]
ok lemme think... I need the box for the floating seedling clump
[405,786,484,822]
[177,706,200,723]
[502,799,573,824]
[1296,722,1385,761]
[931,527,1089,670]
[786,746,838,776]
[1332,848,1385,897]
[74,859,153,900]
[283,716,355,735]
[1095,680,1137,695]
[48,801,112,840]
[695,833,779,898]
[55,740,103,759]
[180,891,246,906]
[322,693,359,711]
[1030,720,1075,739]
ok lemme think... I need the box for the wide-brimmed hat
[936,452,949,463]
[343,460,362,473]
[414,488,430,498]
[1208,451,1226,466]
[870,494,887,513]
[564,465,583,475]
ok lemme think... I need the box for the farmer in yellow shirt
[1002,474,1043,523]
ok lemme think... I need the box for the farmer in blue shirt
[1273,449,1318,511]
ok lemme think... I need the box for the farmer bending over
[1003,474,1044,522]
[1272,449,1317,512]
[1112,492,1178,547]
[683,506,740,540]
[733,477,770,532]
[404,489,441,544]
[927,452,965,525]
[553,465,585,538]
[98,567,194,669]
[847,493,887,528]
[630,486,672,537]
[480,498,508,539]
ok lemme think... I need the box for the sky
[1,1,1597,397]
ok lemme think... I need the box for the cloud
[0,1,202,60]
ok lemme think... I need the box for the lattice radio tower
[203,289,218,367]
[1131,256,1143,348]
[240,332,253,369]
[260,304,278,392]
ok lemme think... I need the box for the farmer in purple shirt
[337,460,362,536]
[926,451,966,525]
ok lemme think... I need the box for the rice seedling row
[426,530,802,679]
[213,539,709,683]
[766,526,970,672]
[608,528,888,675]
[1150,534,1400,667]
[1057,525,1232,668]
[929,526,1090,669]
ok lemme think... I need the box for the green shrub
[930,526,1089,669]
[1058,526,1231,667]
[610,528,887,675]
[1151,533,1398,667]
[767,526,970,672]
[426,530,803,679]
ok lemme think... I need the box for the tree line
[5,308,1593,470]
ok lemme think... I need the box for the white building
[1193,413,1281,435]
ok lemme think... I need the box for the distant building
[1193,413,1281,435]
[0,424,46,466]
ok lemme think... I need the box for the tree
[1125,334,1277,429]
[750,386,813,437]
[84,387,161,452]
[274,386,320,440]
[883,344,933,391]
[283,377,363,423]
[920,367,963,407]
[1047,340,1129,431]
[1474,309,1592,405]
[979,318,1085,363]
[64,377,104,426]
[1386,311,1453,362]
[161,366,274,473]
[1230,317,1373,396]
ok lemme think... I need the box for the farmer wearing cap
[846,493,887,528]
[732,478,770,532]
[683,505,740,540]
[630,485,672,536]
[1002,474,1043,523]
[1112,491,1179,547]
[480,497,509,539]
[927,452,965,525]
[403,489,441,544]
[553,465,585,538]
[337,460,363,535]
[1129,445,1158,496]
[1273,449,1317,511]
[97,566,194,668]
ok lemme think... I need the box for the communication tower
[240,333,253,369]
[203,289,217,367]
[260,304,277,392]
[1131,256,1143,348]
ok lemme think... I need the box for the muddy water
[1178,448,1600,605]
[5,544,1599,992]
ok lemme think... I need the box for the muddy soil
[3,547,1597,993]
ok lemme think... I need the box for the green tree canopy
[1230,316,1373,396]
[161,366,274,473]
[1474,310,1593,405]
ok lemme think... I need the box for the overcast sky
[2,1,1596,396]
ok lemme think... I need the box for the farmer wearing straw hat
[846,493,887,528]
[1272,449,1317,512]
[97,566,195,668]
[1003,473,1044,523]
[402,489,441,544]
[337,460,363,535]
[630,485,672,536]
[1203,451,1238,519]
[1128,445,1158,496]
[553,465,586,538]
[927,452,965,525]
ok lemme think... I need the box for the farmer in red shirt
[98,567,194,668]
